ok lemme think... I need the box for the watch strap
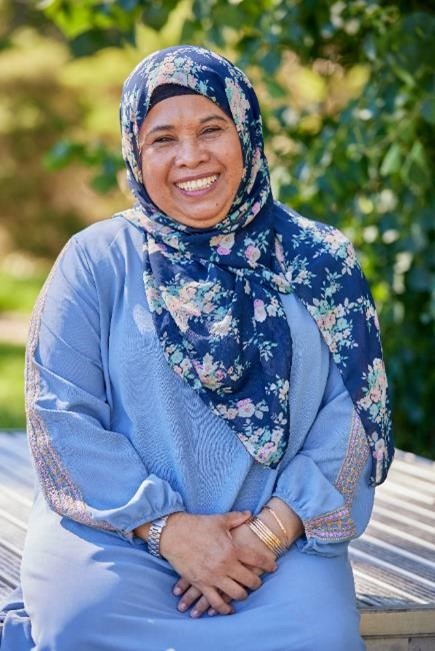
[147,516,169,558]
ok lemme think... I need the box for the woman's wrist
[133,522,152,540]
[258,497,304,548]
[133,511,186,545]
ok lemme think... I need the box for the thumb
[223,510,251,529]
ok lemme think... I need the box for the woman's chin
[167,203,229,229]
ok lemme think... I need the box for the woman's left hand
[173,520,271,618]
[172,498,304,618]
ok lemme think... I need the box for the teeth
[176,175,218,192]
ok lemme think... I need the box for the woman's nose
[175,137,209,167]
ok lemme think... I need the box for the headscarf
[119,45,394,485]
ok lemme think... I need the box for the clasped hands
[155,499,302,619]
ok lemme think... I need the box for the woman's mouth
[175,174,219,195]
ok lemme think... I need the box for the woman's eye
[153,136,175,144]
[201,126,222,136]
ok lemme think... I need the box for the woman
[0,45,393,650]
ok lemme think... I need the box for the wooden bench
[1,432,434,649]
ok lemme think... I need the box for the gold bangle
[246,517,286,557]
[253,518,286,555]
[247,521,280,557]
[264,506,289,545]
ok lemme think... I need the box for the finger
[177,585,203,613]
[218,578,248,602]
[173,577,191,597]
[189,594,212,618]
[208,593,232,617]
[222,511,251,529]
[200,586,234,616]
[237,547,277,573]
[231,565,262,591]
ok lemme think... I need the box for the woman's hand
[173,519,275,618]
[160,511,277,616]
[171,498,304,618]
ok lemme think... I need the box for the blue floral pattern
[118,46,394,485]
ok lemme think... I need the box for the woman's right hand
[159,511,277,615]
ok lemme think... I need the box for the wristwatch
[147,516,169,558]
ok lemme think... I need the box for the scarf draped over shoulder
[118,45,394,486]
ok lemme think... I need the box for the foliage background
[0,0,433,457]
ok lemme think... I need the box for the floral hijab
[119,45,393,486]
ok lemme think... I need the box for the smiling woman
[139,92,244,228]
[0,45,394,651]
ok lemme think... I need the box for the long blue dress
[0,216,374,650]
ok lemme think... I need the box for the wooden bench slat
[355,533,435,571]
[351,547,435,592]
[0,543,21,587]
[377,481,435,506]
[375,493,435,524]
[0,492,32,525]
[372,504,435,539]
[0,433,31,462]
[366,520,435,553]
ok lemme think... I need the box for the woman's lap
[1,498,365,651]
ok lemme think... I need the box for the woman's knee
[308,609,364,651]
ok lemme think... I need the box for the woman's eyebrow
[146,114,228,136]
[199,114,228,124]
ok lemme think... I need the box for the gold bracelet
[247,519,280,556]
[253,518,286,555]
[247,517,286,557]
[264,505,289,546]
[250,518,286,557]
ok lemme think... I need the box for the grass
[0,271,46,313]
[0,342,26,429]
[0,270,47,430]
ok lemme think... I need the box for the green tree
[30,1,435,456]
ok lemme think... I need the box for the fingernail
[173,587,182,596]
[208,609,217,617]
[178,602,187,612]
[191,609,199,618]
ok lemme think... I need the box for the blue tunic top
[26,215,374,554]
[0,215,374,650]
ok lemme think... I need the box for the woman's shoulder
[49,213,143,291]
[72,212,142,260]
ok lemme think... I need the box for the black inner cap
[148,84,201,111]
[148,83,233,119]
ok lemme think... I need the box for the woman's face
[139,94,244,229]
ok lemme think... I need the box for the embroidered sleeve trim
[25,240,113,532]
[336,409,369,504]
[304,505,356,542]
[304,410,369,542]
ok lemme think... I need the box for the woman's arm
[26,236,186,537]
[271,357,375,556]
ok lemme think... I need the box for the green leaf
[212,4,243,29]
[420,96,435,125]
[142,2,172,31]
[265,78,287,99]
[118,0,140,10]
[380,144,401,176]
[261,49,281,75]
[70,28,127,57]
[43,140,84,170]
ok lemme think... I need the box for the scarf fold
[119,45,394,485]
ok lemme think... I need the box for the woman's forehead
[140,94,231,134]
